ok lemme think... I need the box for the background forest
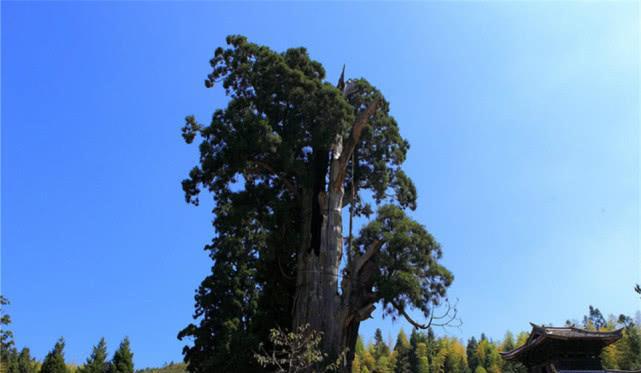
[2,295,639,373]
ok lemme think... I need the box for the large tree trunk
[293,138,346,358]
[293,83,382,372]
[293,137,378,372]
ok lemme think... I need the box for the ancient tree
[179,35,454,372]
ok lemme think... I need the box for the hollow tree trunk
[315,147,345,360]
[293,138,346,357]
[293,81,382,372]
[293,137,377,372]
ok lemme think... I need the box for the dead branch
[392,298,461,330]
[353,240,382,275]
[332,100,380,191]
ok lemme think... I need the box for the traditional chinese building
[500,323,629,373]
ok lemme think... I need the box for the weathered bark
[293,143,379,372]
[293,135,347,359]
[292,80,382,372]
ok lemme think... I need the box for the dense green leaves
[177,188,269,372]
[179,35,444,371]
[354,205,453,323]
[182,35,354,207]
[179,35,349,372]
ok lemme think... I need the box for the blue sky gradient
[2,1,639,368]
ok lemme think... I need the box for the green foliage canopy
[178,35,453,371]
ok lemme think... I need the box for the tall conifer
[40,338,68,373]
[78,338,108,373]
[110,338,133,373]
[394,330,411,373]
[466,337,479,372]
[16,348,38,373]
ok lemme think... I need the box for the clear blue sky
[2,1,639,369]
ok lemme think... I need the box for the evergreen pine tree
[393,330,411,373]
[426,328,437,373]
[40,338,68,373]
[466,337,479,372]
[180,35,455,372]
[373,329,390,360]
[110,338,133,373]
[409,329,425,373]
[78,338,108,373]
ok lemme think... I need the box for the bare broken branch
[332,100,381,191]
[353,240,382,276]
[392,298,461,330]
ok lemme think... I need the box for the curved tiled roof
[501,323,623,361]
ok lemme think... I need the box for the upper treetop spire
[337,65,346,91]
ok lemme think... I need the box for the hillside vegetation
[135,363,186,373]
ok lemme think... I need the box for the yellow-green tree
[415,342,429,373]
[475,339,501,373]
[360,348,376,373]
[351,355,361,373]
[376,355,394,373]
[606,315,641,370]
[515,332,528,348]
[431,338,467,373]
[474,367,487,373]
